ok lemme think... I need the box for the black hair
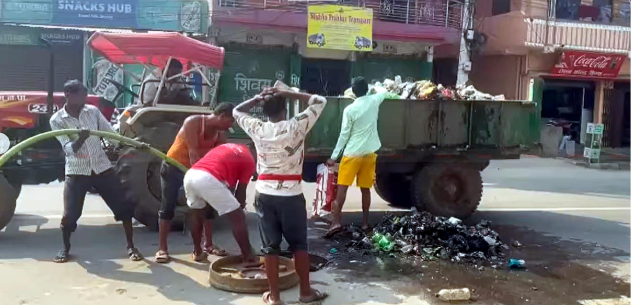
[63,79,86,94]
[352,76,369,97]
[262,96,286,117]
[168,59,183,70]
[214,102,235,116]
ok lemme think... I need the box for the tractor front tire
[0,175,20,232]
[412,163,482,219]
[116,121,183,230]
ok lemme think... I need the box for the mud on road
[307,215,630,305]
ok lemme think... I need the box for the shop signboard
[550,51,625,79]
[584,122,604,163]
[586,123,604,135]
[307,5,373,52]
[0,0,207,33]
[0,25,83,46]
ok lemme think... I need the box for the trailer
[298,95,541,219]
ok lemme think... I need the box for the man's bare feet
[242,256,263,268]
[299,289,329,304]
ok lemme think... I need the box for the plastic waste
[448,217,462,225]
[512,240,523,247]
[508,259,526,269]
[436,288,471,301]
[375,257,385,269]
[484,236,497,246]
[346,211,505,264]
[329,248,338,254]
[401,245,413,254]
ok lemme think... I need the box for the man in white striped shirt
[49,79,142,263]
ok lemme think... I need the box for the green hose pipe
[0,129,188,173]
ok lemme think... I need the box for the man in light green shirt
[325,77,398,237]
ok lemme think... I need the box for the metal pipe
[153,57,173,106]
[0,129,188,173]
[445,0,450,27]
[40,38,54,115]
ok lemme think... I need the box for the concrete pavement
[0,157,629,305]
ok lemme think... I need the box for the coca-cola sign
[551,51,625,79]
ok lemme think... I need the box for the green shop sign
[0,0,208,33]
[0,25,84,46]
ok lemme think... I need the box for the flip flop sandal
[204,246,228,257]
[299,289,329,304]
[191,252,208,262]
[128,248,143,261]
[54,251,70,263]
[155,251,170,264]
[262,291,285,305]
[323,226,343,239]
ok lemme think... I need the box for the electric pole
[456,0,474,86]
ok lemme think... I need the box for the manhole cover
[209,255,299,294]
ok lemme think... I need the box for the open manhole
[280,251,329,272]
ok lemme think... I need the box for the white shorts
[183,169,240,216]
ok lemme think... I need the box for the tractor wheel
[116,122,182,230]
[374,173,413,208]
[0,175,20,232]
[412,163,482,219]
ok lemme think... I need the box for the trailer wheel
[0,175,19,231]
[374,173,413,208]
[412,164,482,219]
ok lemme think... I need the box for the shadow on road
[482,159,631,197]
[1,209,629,305]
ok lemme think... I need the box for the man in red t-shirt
[183,143,257,264]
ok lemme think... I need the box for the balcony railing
[216,0,463,28]
[525,18,631,54]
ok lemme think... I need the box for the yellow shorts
[337,153,377,188]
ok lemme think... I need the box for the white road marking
[584,193,631,199]
[482,183,498,186]
[14,214,114,219]
[579,297,630,305]
[479,207,631,212]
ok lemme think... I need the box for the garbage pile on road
[345,210,507,264]
[344,76,505,101]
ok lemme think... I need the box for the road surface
[0,158,629,305]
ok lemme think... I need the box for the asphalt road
[0,157,629,305]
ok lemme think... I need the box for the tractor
[0,32,226,231]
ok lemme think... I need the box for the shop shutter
[353,57,432,84]
[0,45,83,92]
[217,45,291,137]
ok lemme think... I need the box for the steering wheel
[108,79,139,99]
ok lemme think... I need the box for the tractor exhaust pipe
[39,38,54,115]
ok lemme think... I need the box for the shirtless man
[155,102,235,263]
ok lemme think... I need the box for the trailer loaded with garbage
[300,76,542,219]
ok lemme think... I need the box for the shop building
[0,25,85,92]
[0,0,209,107]
[471,0,630,148]
[209,0,467,103]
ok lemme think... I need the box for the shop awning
[87,32,225,70]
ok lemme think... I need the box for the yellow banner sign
[307,5,373,52]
